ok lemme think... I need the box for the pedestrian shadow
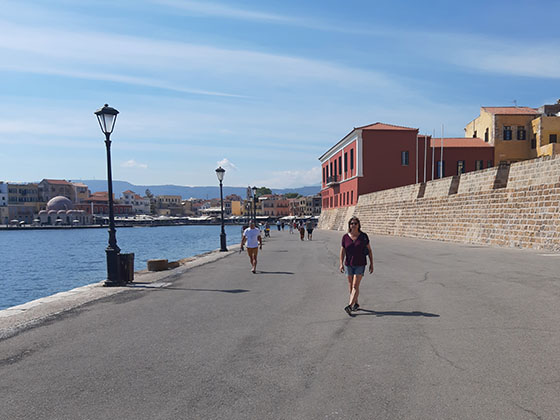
[356,309,440,317]
[162,287,249,294]
[133,283,250,294]
[257,271,294,275]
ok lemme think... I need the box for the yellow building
[231,200,242,216]
[531,103,560,157]
[466,102,560,164]
[465,106,539,164]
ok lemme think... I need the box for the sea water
[0,224,242,310]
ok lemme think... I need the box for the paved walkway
[2,229,560,419]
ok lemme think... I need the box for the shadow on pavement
[257,271,294,275]
[356,309,440,317]
[163,287,250,294]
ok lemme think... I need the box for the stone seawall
[318,155,560,251]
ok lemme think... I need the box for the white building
[121,190,151,214]
[0,181,7,207]
[38,196,92,226]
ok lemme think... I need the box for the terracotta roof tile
[430,137,494,148]
[43,179,72,185]
[482,106,539,115]
[357,122,417,131]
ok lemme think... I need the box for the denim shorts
[345,265,365,276]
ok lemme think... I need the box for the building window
[322,167,325,183]
[334,160,337,176]
[503,126,512,140]
[350,149,354,170]
[473,130,477,138]
[401,151,409,166]
[344,152,348,173]
[351,191,353,204]
[531,138,536,149]
[550,134,558,144]
[484,128,489,142]
[338,156,342,175]
[517,126,526,140]
[457,160,465,174]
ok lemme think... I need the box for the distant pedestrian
[276,220,281,231]
[281,221,285,231]
[339,217,374,317]
[306,218,314,240]
[289,221,294,234]
[298,220,305,241]
[241,220,263,273]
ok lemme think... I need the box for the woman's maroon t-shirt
[341,232,369,267]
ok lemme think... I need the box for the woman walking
[339,217,374,316]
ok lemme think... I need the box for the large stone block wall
[318,155,560,251]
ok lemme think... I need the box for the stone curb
[0,244,241,339]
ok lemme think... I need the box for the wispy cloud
[256,167,321,189]
[217,158,237,172]
[121,159,148,169]
[0,20,396,93]
[151,0,387,36]
[153,0,294,23]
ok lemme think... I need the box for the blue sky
[1,0,559,188]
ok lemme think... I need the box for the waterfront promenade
[2,230,560,419]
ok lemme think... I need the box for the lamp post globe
[94,104,123,286]
[215,166,228,252]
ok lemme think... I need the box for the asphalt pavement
[2,229,560,419]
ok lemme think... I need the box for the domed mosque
[38,196,92,226]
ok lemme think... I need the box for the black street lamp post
[215,166,227,252]
[252,186,258,221]
[95,104,123,287]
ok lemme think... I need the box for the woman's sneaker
[352,303,360,312]
[344,305,353,317]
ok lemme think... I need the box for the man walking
[241,220,263,273]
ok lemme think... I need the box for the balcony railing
[326,175,338,185]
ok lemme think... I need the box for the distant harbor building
[38,179,76,203]
[0,181,8,224]
[260,194,290,217]
[121,190,151,214]
[38,196,92,226]
[6,182,40,224]
[76,191,133,216]
[156,195,183,216]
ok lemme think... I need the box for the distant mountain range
[74,180,321,200]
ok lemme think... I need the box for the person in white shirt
[241,220,263,273]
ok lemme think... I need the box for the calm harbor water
[0,224,242,310]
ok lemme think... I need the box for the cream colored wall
[533,116,560,157]
[465,109,493,144]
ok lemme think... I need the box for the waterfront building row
[319,101,560,210]
[0,179,322,224]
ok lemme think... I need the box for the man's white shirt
[243,227,261,248]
